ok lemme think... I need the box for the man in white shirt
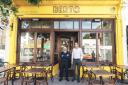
[72,42,83,82]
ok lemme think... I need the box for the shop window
[0,29,6,64]
[82,33,96,62]
[20,32,34,62]
[102,20,112,29]
[54,21,59,29]
[21,20,53,29]
[74,21,79,29]
[92,19,101,29]
[82,20,91,29]
[20,32,51,62]
[98,33,112,62]
[82,32,112,62]
[21,21,30,29]
[60,21,73,29]
[37,33,50,62]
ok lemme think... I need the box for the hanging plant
[0,0,18,29]
[26,0,42,5]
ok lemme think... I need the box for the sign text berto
[53,5,80,13]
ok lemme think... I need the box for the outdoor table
[21,68,46,85]
[116,65,128,82]
[0,65,17,85]
[91,69,115,85]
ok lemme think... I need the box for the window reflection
[82,33,96,62]
[20,32,34,62]
[60,21,73,29]
[37,33,50,62]
[54,21,59,29]
[102,20,112,29]
[98,33,112,62]
[92,21,101,29]
[20,32,51,62]
[74,21,79,29]
[82,20,91,29]
[21,21,53,29]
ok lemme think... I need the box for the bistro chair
[36,69,48,85]
[46,64,54,81]
[89,71,115,85]
[42,61,54,81]
[88,70,101,85]
[15,63,28,79]
[81,61,101,84]
[21,73,33,85]
[0,70,10,85]
[21,65,33,85]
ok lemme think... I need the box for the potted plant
[0,0,18,29]
[26,0,42,5]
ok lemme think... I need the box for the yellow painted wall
[9,15,18,64]
[8,0,124,76]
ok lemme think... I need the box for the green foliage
[0,0,18,17]
[0,0,12,6]
[26,0,42,5]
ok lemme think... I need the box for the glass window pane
[74,21,79,29]
[0,29,6,63]
[102,20,112,29]
[54,21,59,29]
[60,21,73,29]
[41,21,53,28]
[82,32,96,62]
[21,20,53,29]
[37,33,50,62]
[92,19,101,29]
[82,20,91,29]
[20,32,34,62]
[31,21,42,29]
[21,21,30,29]
[92,22,101,29]
[98,33,112,62]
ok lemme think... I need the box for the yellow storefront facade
[8,0,124,75]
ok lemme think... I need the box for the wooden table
[0,65,17,85]
[91,69,115,85]
[21,68,46,85]
[116,65,128,82]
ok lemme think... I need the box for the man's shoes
[59,78,62,81]
[66,78,69,81]
[77,80,80,83]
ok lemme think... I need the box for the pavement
[0,77,127,85]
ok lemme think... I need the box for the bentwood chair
[46,64,53,81]
[15,63,28,79]
[21,64,33,85]
[0,70,10,85]
[36,70,48,85]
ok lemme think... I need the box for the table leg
[34,74,36,85]
[121,68,124,82]
[99,76,104,85]
[12,67,16,85]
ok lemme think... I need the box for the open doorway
[54,32,78,67]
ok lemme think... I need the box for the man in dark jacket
[59,46,70,81]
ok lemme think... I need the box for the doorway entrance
[54,32,78,67]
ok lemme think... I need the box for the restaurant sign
[53,5,80,13]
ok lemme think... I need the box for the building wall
[122,0,128,65]
[9,0,124,65]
